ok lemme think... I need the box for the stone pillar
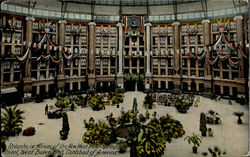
[234,15,244,78]
[145,23,152,89]
[117,23,124,88]
[58,20,66,77]
[88,22,96,89]
[172,22,181,87]
[203,19,212,90]
[173,22,180,75]
[203,19,211,76]
[23,16,34,93]
[57,20,66,90]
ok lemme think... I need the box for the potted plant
[184,133,202,153]
[233,111,244,124]
[207,128,213,137]
[208,146,227,157]
[118,140,127,153]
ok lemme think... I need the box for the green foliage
[208,146,227,157]
[200,112,207,136]
[143,93,155,109]
[119,110,134,126]
[86,89,96,96]
[1,104,25,137]
[83,117,95,130]
[106,113,118,128]
[171,89,181,95]
[89,95,105,111]
[206,110,221,124]
[55,97,70,111]
[83,120,116,145]
[233,111,244,118]
[116,88,125,94]
[184,133,202,147]
[175,99,191,113]
[109,92,124,106]
[124,74,131,81]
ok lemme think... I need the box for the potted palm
[233,111,244,124]
[184,133,202,153]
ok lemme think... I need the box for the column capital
[59,20,67,24]
[234,15,243,21]
[117,23,124,27]
[172,21,180,26]
[25,16,35,21]
[88,22,96,26]
[202,19,210,24]
[144,23,152,27]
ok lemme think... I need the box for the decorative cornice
[202,19,210,24]
[172,21,180,26]
[58,20,67,24]
[117,23,124,27]
[144,23,152,27]
[25,16,35,21]
[88,22,96,25]
[234,15,243,21]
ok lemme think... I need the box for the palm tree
[1,104,25,136]
[184,133,202,153]
[233,111,244,124]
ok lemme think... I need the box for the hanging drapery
[36,54,50,61]
[228,56,240,68]
[15,47,30,63]
[223,35,236,49]
[50,56,61,64]
[213,33,222,50]
[196,50,206,61]
[47,35,59,50]
[37,34,47,49]
[62,49,73,60]
[218,54,228,61]
[208,56,219,65]
[239,47,247,59]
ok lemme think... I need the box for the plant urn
[215,117,220,124]
[117,104,120,108]
[192,146,198,153]
[201,131,206,137]
[238,118,242,124]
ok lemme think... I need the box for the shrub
[1,104,25,136]
[82,120,116,145]
[206,110,221,124]
[23,127,36,136]
[89,95,105,111]
[55,97,70,111]
[175,99,191,113]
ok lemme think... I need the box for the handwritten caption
[4,143,119,157]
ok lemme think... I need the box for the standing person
[45,104,48,115]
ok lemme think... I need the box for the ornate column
[145,23,151,77]
[58,20,66,77]
[117,22,124,88]
[88,22,96,89]
[56,20,66,92]
[234,15,244,78]
[145,23,152,89]
[23,16,34,93]
[203,19,212,90]
[172,21,181,87]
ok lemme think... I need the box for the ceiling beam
[201,0,208,18]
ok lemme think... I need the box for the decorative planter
[238,118,242,124]
[60,130,68,140]
[192,146,198,153]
